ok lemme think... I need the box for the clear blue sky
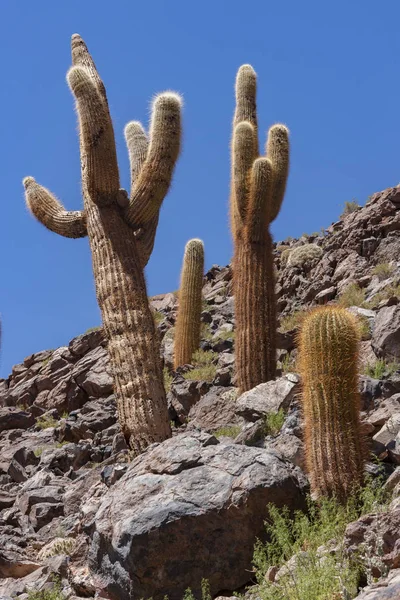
[1,0,399,377]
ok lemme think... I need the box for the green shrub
[152,309,164,325]
[356,314,371,341]
[252,479,390,600]
[214,425,241,438]
[213,329,235,342]
[364,359,399,379]
[36,415,59,430]
[365,282,400,308]
[340,200,360,218]
[85,326,101,334]
[287,244,322,269]
[263,409,285,436]
[34,447,44,458]
[372,262,395,281]
[28,578,64,600]
[183,349,218,382]
[280,309,309,332]
[337,283,366,308]
[163,367,173,393]
[280,353,296,374]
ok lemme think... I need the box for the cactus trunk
[174,239,205,368]
[234,238,276,391]
[86,204,170,453]
[298,306,365,502]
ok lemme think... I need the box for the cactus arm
[234,65,259,145]
[71,34,108,105]
[67,66,120,206]
[23,177,87,238]
[231,122,257,238]
[124,121,149,191]
[245,157,273,242]
[123,92,182,228]
[266,124,290,222]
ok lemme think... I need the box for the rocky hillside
[1,186,400,599]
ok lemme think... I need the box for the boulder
[354,569,400,600]
[236,375,300,421]
[372,305,400,360]
[88,432,307,600]
[0,408,34,432]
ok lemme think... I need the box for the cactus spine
[24,35,183,455]
[298,306,365,502]
[230,65,290,393]
[174,239,204,368]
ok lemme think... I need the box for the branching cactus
[23,35,183,454]
[174,239,204,368]
[298,306,365,502]
[230,65,290,393]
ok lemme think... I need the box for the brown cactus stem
[86,203,170,454]
[234,235,276,394]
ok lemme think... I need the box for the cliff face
[1,186,400,599]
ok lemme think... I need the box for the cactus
[23,35,182,455]
[298,306,365,502]
[230,65,290,393]
[174,239,204,368]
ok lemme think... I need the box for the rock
[168,377,204,422]
[354,569,400,600]
[0,549,41,578]
[30,502,64,530]
[314,286,337,304]
[188,387,241,433]
[234,420,265,446]
[0,408,34,432]
[344,509,400,575]
[267,434,305,469]
[372,305,400,360]
[373,414,400,447]
[88,432,307,600]
[236,375,300,422]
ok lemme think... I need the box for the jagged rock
[344,509,400,576]
[266,433,305,469]
[0,548,41,577]
[372,305,400,360]
[0,408,34,432]
[354,569,400,600]
[236,375,300,422]
[88,431,307,600]
[30,502,64,530]
[188,387,241,433]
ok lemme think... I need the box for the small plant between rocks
[337,283,366,308]
[183,349,218,382]
[263,410,285,436]
[214,425,241,439]
[36,415,60,430]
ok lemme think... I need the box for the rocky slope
[1,186,400,599]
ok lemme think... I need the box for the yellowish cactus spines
[174,239,205,368]
[298,306,365,503]
[230,64,290,393]
[24,35,183,455]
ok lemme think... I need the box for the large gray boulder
[372,305,400,360]
[236,374,300,422]
[88,432,307,600]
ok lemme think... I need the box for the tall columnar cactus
[23,35,182,455]
[230,65,290,393]
[298,306,365,502]
[174,239,204,368]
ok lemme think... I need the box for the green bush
[252,479,390,600]
[280,309,309,332]
[163,367,173,393]
[214,425,241,438]
[287,244,322,268]
[337,283,366,308]
[183,349,218,382]
[28,578,64,600]
[364,359,399,379]
[36,415,59,430]
[372,262,395,281]
[340,200,360,218]
[263,409,285,436]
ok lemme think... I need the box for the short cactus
[230,65,290,393]
[174,239,204,368]
[23,35,182,455]
[298,306,365,502]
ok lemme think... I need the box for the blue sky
[1,0,399,377]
